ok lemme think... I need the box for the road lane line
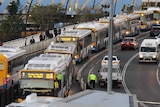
[122,53,138,95]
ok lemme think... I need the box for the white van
[139,39,159,63]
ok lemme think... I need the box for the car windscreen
[123,39,133,42]
[140,47,156,52]
[104,57,116,60]
[152,27,160,30]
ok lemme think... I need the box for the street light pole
[107,0,114,92]
[64,0,70,26]
[24,0,33,46]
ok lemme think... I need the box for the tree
[29,4,65,30]
[0,0,24,41]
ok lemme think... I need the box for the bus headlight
[125,31,130,35]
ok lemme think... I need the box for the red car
[121,37,138,50]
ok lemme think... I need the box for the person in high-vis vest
[57,73,63,88]
[87,72,97,89]
[54,78,59,97]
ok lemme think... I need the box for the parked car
[150,24,160,36]
[121,37,138,50]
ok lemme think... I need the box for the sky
[0,0,142,14]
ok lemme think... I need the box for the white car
[101,55,120,68]
[155,34,160,46]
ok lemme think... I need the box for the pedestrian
[54,28,58,37]
[87,72,97,89]
[58,28,61,35]
[63,27,66,31]
[49,32,53,38]
[39,33,43,41]
[54,78,59,97]
[30,36,35,44]
[42,34,45,40]
[57,73,63,88]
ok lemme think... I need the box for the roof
[76,22,109,32]
[57,29,92,39]
[0,46,26,61]
[140,39,158,47]
[99,17,126,25]
[133,10,153,15]
[117,13,140,20]
[6,90,138,107]
[24,53,71,71]
[45,42,76,55]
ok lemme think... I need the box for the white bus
[99,17,127,43]
[18,53,73,99]
[75,22,109,52]
[133,10,154,31]
[116,13,141,37]
[56,29,92,63]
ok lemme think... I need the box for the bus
[116,13,141,37]
[56,29,92,63]
[0,46,26,90]
[99,17,127,43]
[44,42,76,65]
[133,10,154,31]
[148,7,160,25]
[18,53,73,99]
[44,42,76,58]
[75,22,109,52]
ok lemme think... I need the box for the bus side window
[79,39,83,49]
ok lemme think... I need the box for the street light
[107,0,114,93]
[24,0,33,46]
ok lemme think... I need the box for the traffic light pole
[107,0,114,92]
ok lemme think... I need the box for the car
[150,24,160,36]
[155,34,160,46]
[101,55,120,68]
[121,37,138,50]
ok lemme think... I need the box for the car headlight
[139,54,143,58]
[152,55,156,59]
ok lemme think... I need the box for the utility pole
[107,0,114,92]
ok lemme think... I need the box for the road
[70,31,160,107]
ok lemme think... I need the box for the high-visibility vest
[54,81,59,89]
[88,74,97,82]
[57,74,62,80]
[90,74,96,80]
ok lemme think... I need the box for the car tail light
[121,42,125,44]
[102,60,106,64]
[113,61,118,65]
[130,42,135,45]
